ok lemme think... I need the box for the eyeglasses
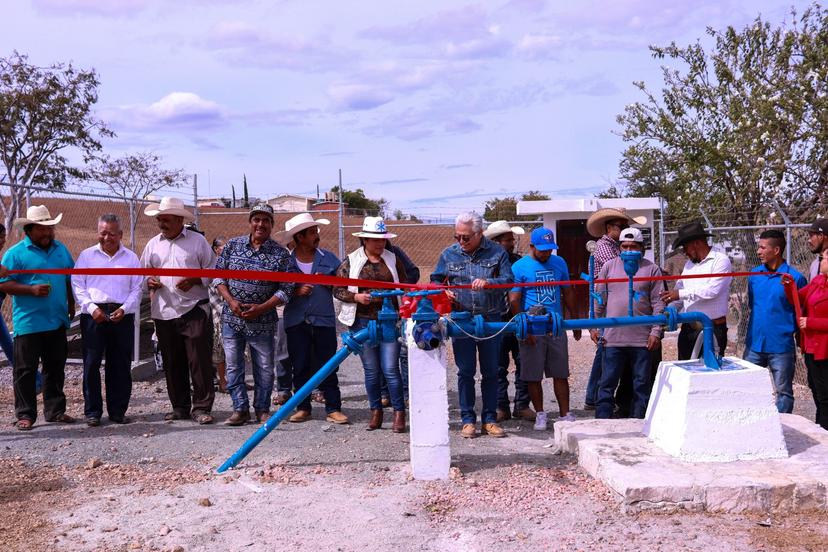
[454,234,474,243]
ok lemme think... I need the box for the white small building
[267,194,314,212]
[517,197,662,317]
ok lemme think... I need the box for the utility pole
[338,169,344,259]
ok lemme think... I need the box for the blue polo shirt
[0,236,74,337]
[745,262,807,354]
[510,254,569,315]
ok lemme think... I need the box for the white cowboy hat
[352,216,397,239]
[13,205,63,228]
[483,220,525,239]
[586,207,648,238]
[144,197,195,220]
[274,212,330,245]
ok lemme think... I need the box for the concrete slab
[554,414,828,513]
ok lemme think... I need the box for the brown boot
[392,411,406,433]
[367,409,383,431]
[225,410,250,426]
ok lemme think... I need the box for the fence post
[772,199,793,266]
[658,196,666,268]
[338,169,345,259]
[193,174,199,228]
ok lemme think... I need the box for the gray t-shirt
[810,257,820,282]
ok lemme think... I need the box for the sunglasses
[454,233,475,243]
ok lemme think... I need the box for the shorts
[518,334,569,381]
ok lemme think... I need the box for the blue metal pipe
[589,254,595,319]
[216,328,371,473]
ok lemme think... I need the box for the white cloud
[103,92,225,132]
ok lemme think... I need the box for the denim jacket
[430,237,513,318]
[284,248,341,329]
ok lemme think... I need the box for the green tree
[232,185,236,208]
[483,191,550,221]
[242,174,249,208]
[330,185,388,216]
[89,152,188,248]
[614,4,828,224]
[0,51,113,231]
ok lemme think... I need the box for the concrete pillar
[643,357,788,462]
[405,323,451,480]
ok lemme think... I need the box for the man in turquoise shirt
[0,206,75,430]
[745,229,807,413]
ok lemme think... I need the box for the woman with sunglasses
[334,217,408,432]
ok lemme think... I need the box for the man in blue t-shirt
[745,229,807,413]
[508,227,582,431]
[0,206,75,430]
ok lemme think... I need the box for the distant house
[267,194,314,212]
[310,200,343,212]
[197,197,228,208]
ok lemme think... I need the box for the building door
[555,219,590,319]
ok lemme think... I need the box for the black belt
[711,316,727,325]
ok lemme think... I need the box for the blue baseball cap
[530,227,558,251]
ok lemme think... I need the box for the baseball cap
[619,227,644,243]
[249,203,274,219]
[530,227,558,251]
[809,218,828,235]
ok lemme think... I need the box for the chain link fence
[656,203,819,384]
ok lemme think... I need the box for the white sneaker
[533,411,548,431]
[559,413,577,422]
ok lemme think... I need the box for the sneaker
[533,411,548,431]
[559,413,577,422]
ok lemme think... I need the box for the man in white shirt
[140,197,216,424]
[72,214,143,426]
[660,221,732,359]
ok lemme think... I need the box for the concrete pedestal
[643,357,788,462]
[405,324,451,480]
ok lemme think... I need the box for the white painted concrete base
[643,356,788,462]
[405,323,451,480]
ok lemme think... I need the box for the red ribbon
[8,267,778,290]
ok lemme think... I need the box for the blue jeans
[585,341,604,406]
[380,340,410,401]
[352,318,404,411]
[452,333,502,425]
[497,333,528,411]
[596,346,651,419]
[744,349,795,413]
[223,323,275,412]
[286,323,341,414]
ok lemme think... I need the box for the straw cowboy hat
[586,207,648,238]
[671,220,712,250]
[483,220,525,240]
[143,197,194,220]
[13,205,63,228]
[352,216,397,239]
[275,212,330,245]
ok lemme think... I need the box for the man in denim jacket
[431,211,513,438]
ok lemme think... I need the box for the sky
[2,0,810,218]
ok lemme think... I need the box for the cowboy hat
[352,216,397,239]
[586,208,648,238]
[144,197,194,220]
[274,212,330,245]
[672,220,712,250]
[13,205,63,228]
[483,220,526,240]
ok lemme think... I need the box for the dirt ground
[1,333,827,552]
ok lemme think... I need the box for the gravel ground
[1,332,826,551]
